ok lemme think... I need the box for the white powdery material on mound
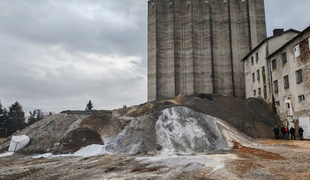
[155,106,254,155]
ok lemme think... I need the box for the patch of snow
[74,144,104,157]
[0,152,14,157]
[32,153,56,159]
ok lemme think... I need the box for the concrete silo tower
[148,0,266,101]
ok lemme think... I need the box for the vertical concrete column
[201,1,213,94]
[154,0,176,100]
[252,0,267,46]
[174,0,183,96]
[155,1,166,99]
[147,0,157,101]
[248,0,266,48]
[183,0,194,95]
[237,0,251,99]
[230,0,240,98]
[212,0,232,95]
[165,0,176,98]
[192,0,202,94]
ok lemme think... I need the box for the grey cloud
[0,0,147,57]
[1,0,310,115]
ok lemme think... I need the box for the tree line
[0,101,51,137]
[0,100,95,137]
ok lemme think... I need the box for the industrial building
[147,0,266,101]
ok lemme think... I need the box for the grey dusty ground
[1,139,310,180]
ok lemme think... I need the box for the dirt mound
[181,95,282,138]
[80,111,127,143]
[57,127,103,154]
[0,94,281,155]
[116,94,281,139]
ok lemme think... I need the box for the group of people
[273,126,304,140]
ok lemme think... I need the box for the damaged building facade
[243,26,310,138]
[147,0,266,102]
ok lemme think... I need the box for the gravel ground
[0,139,310,180]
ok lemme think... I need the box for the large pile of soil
[0,94,282,155]
[119,94,282,139]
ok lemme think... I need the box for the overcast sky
[0,0,310,115]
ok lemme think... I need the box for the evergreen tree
[28,109,45,125]
[0,101,4,127]
[85,100,94,111]
[7,101,26,136]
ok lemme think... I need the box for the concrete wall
[244,31,299,101]
[269,30,310,124]
[148,0,266,101]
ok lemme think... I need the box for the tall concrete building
[148,0,267,101]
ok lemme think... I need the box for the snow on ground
[74,144,103,157]
[32,144,105,158]
[0,152,14,157]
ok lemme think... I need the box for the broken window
[272,59,276,70]
[256,53,259,63]
[263,86,267,99]
[284,75,289,89]
[253,90,256,96]
[298,95,305,102]
[294,44,300,57]
[282,52,287,65]
[296,69,303,84]
[275,101,280,107]
[251,56,254,65]
[252,73,255,82]
[258,87,261,95]
[257,70,260,80]
[274,80,278,92]
[262,66,266,84]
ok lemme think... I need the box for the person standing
[281,126,286,140]
[285,127,289,140]
[298,127,304,140]
[290,126,296,140]
[273,126,280,139]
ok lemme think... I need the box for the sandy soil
[0,139,309,180]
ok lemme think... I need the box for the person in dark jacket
[281,126,286,140]
[290,126,296,140]
[273,126,279,139]
[298,127,304,140]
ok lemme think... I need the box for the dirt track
[1,139,310,180]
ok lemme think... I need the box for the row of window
[275,95,306,107]
[273,69,303,92]
[272,52,287,70]
[253,86,267,96]
[252,66,265,82]
[269,37,310,70]
[251,52,259,65]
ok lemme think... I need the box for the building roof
[241,28,300,62]
[266,26,310,59]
